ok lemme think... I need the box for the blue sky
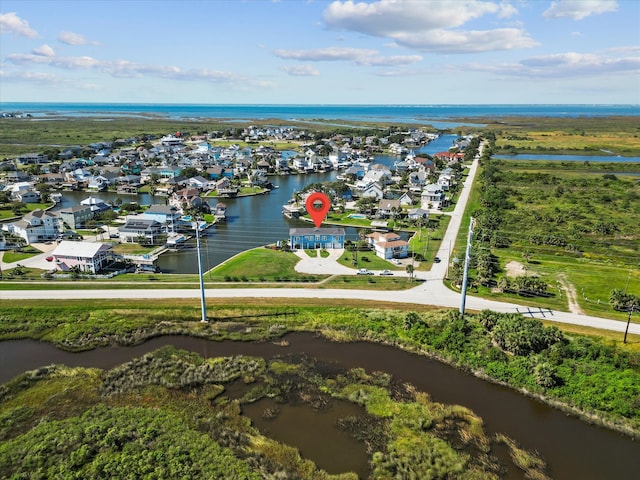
[1,0,638,104]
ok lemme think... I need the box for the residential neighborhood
[1,124,474,275]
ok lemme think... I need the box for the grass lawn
[1,246,43,263]
[321,275,422,290]
[207,247,324,282]
[338,249,403,270]
[408,215,451,270]
[0,202,53,221]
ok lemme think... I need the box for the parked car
[357,268,374,275]
[46,256,54,262]
[433,257,441,263]
[379,269,394,276]
[390,258,401,265]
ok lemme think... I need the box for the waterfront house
[213,177,238,196]
[11,187,40,204]
[38,173,66,187]
[118,218,164,244]
[51,240,113,274]
[170,187,206,211]
[289,227,346,250]
[58,205,93,230]
[87,172,119,191]
[213,202,227,221]
[367,231,409,260]
[80,196,111,214]
[142,205,182,232]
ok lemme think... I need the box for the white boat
[50,193,63,203]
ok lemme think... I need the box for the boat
[50,192,63,203]
[282,204,303,219]
[166,233,187,249]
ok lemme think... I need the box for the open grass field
[207,247,323,282]
[454,116,640,156]
[458,158,640,321]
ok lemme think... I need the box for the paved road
[2,149,638,336]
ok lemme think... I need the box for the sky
[1,0,639,105]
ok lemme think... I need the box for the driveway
[1,242,58,272]
[293,249,356,275]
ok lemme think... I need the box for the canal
[53,135,458,273]
[1,333,638,479]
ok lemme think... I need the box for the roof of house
[24,209,55,220]
[289,227,346,236]
[59,205,92,214]
[119,218,162,231]
[53,241,112,258]
[377,240,409,248]
[378,199,401,210]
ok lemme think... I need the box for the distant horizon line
[2,101,639,107]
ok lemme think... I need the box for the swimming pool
[347,214,367,219]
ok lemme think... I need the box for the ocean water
[1,103,638,125]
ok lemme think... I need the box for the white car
[357,268,374,275]
[379,269,394,276]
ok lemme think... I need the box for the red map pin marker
[306,192,331,228]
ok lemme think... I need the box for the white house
[359,183,384,200]
[421,184,445,210]
[80,196,111,214]
[3,209,61,244]
[11,187,40,204]
[51,241,113,274]
[367,231,409,260]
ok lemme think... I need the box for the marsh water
[1,333,638,479]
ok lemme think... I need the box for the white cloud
[58,31,98,46]
[0,12,38,37]
[280,64,320,76]
[467,50,639,77]
[543,0,618,20]
[32,44,55,57]
[274,47,378,61]
[393,28,538,53]
[356,54,423,66]
[274,46,422,66]
[4,51,270,88]
[322,0,534,53]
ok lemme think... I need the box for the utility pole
[196,220,208,323]
[459,217,474,315]
[623,305,634,344]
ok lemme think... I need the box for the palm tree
[406,264,414,281]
